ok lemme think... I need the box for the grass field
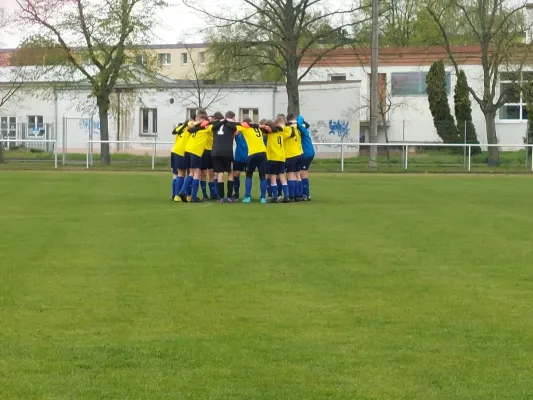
[1,171,533,399]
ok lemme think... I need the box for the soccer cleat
[242,197,251,203]
[178,192,188,202]
[269,197,278,203]
[232,195,240,201]
[203,195,211,201]
[267,196,273,202]
[226,197,234,203]
[191,198,203,203]
[282,198,291,203]
[218,198,224,204]
[187,195,192,202]
[260,197,267,204]
[173,195,182,203]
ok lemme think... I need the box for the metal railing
[0,139,58,168]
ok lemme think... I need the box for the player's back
[185,123,213,157]
[234,133,248,162]
[237,123,266,155]
[284,125,303,158]
[267,127,291,162]
[212,120,236,158]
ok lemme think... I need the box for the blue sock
[282,184,289,198]
[192,179,200,200]
[267,181,272,197]
[302,178,310,198]
[272,184,278,198]
[245,177,253,198]
[186,184,192,196]
[180,175,193,195]
[200,180,208,197]
[288,180,296,199]
[297,181,303,197]
[172,178,178,197]
[208,182,215,197]
[260,179,267,199]
[277,179,283,194]
[176,176,185,195]
[234,176,240,197]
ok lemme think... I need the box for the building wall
[147,45,209,80]
[299,63,529,150]
[0,81,360,154]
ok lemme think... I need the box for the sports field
[1,171,533,399]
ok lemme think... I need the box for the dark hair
[243,117,252,123]
[190,113,196,121]
[225,111,236,119]
[286,113,295,121]
[259,119,267,125]
[213,111,224,120]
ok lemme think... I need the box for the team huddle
[170,109,315,204]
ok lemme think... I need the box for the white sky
[0,0,215,48]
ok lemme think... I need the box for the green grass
[1,171,533,399]
[2,147,533,172]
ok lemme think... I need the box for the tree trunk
[285,60,300,115]
[0,142,4,163]
[383,124,390,163]
[484,110,500,166]
[97,96,111,166]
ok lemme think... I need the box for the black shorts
[286,155,302,173]
[301,156,314,171]
[201,150,213,170]
[212,156,233,173]
[268,161,285,175]
[185,152,202,169]
[170,152,186,174]
[246,152,267,176]
[233,161,247,172]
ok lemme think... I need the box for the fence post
[404,144,409,170]
[526,122,529,168]
[463,121,467,168]
[53,140,58,169]
[468,144,471,172]
[62,117,66,166]
[531,145,533,172]
[86,141,89,169]
[340,140,344,172]
[152,138,157,170]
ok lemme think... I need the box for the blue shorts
[233,161,247,172]
[201,150,213,170]
[301,156,314,171]
[268,161,285,175]
[246,152,267,178]
[185,151,203,169]
[286,155,302,173]
[171,152,187,173]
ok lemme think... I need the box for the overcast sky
[1,0,213,48]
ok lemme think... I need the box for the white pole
[404,145,409,170]
[151,138,156,170]
[86,141,89,169]
[463,121,467,168]
[341,140,344,172]
[53,140,58,169]
[468,145,471,172]
[62,117,66,166]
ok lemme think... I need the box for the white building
[0,66,361,154]
[299,46,531,149]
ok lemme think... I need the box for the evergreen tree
[454,70,481,154]
[426,60,460,145]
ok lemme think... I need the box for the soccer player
[284,113,304,202]
[297,115,314,201]
[286,113,305,201]
[235,119,268,203]
[178,114,212,203]
[211,111,238,203]
[170,119,192,202]
[266,117,293,203]
[200,120,218,201]
[232,127,248,201]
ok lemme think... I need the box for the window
[240,108,259,123]
[391,71,451,96]
[27,115,44,136]
[140,108,157,136]
[181,52,188,64]
[198,52,205,65]
[0,116,16,139]
[186,108,197,120]
[159,53,171,66]
[499,72,533,120]
[329,74,347,81]
[135,54,147,66]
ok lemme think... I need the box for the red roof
[0,50,13,66]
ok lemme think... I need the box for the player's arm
[172,123,187,136]
[296,115,310,137]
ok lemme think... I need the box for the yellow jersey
[266,126,293,162]
[205,131,213,151]
[236,124,266,156]
[284,125,303,158]
[171,123,190,156]
[185,124,213,157]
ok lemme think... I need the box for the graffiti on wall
[309,119,357,146]
[79,119,100,135]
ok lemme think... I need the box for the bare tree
[15,0,167,165]
[184,0,368,115]
[427,0,533,166]
[177,44,228,112]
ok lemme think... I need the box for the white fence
[0,139,58,167]
[1,138,532,172]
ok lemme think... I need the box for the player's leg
[171,153,179,201]
[190,155,204,202]
[225,158,234,203]
[258,153,268,204]
[268,163,278,202]
[301,156,313,200]
[295,156,304,201]
[279,167,290,202]
[208,168,218,200]
[232,168,241,200]
[243,156,256,203]
[266,174,272,200]
[286,157,297,201]
[178,154,193,202]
